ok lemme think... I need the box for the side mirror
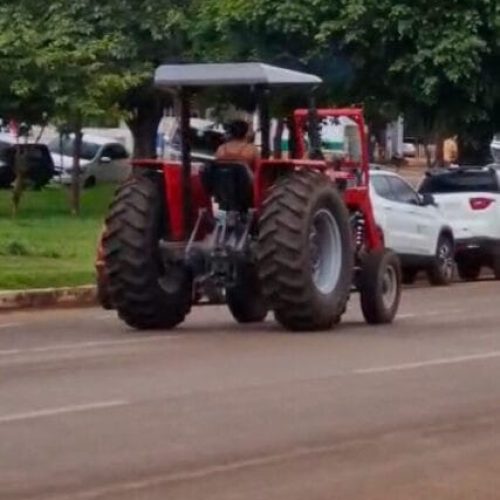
[420,193,436,207]
[100,156,111,164]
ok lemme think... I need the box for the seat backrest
[201,161,254,212]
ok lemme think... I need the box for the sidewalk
[0,285,96,311]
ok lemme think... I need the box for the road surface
[1,280,500,499]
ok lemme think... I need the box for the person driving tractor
[215,120,259,169]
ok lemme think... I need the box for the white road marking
[0,349,22,355]
[399,309,462,320]
[51,439,421,499]
[0,335,178,357]
[0,400,128,425]
[0,322,23,330]
[95,313,115,320]
[353,350,500,375]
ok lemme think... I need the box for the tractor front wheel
[103,174,192,330]
[226,262,268,323]
[258,171,354,331]
[359,249,401,325]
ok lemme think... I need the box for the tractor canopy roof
[154,63,322,89]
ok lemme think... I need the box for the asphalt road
[1,280,500,499]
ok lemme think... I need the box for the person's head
[226,120,250,141]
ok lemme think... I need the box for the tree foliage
[1,0,500,169]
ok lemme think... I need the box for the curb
[0,285,97,311]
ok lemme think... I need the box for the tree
[79,0,193,158]
[196,0,500,165]
[314,0,500,164]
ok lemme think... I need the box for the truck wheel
[226,263,268,323]
[456,259,481,281]
[103,175,192,330]
[427,235,454,286]
[359,249,401,325]
[258,170,354,331]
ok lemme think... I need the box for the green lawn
[0,185,116,290]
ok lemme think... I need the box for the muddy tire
[226,263,268,323]
[103,175,192,330]
[427,235,454,286]
[97,277,113,310]
[257,170,354,331]
[456,258,481,281]
[359,249,401,325]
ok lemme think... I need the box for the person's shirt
[215,140,259,169]
[443,138,458,163]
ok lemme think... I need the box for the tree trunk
[434,135,444,168]
[126,96,164,159]
[423,138,433,169]
[71,118,83,216]
[12,144,27,217]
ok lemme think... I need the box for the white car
[370,169,455,285]
[48,134,131,187]
[403,139,417,158]
[160,118,225,161]
[419,166,500,281]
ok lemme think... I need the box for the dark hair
[226,120,250,140]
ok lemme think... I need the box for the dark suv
[0,138,55,189]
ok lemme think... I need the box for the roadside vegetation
[0,186,114,289]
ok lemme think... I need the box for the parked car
[162,118,225,161]
[0,134,55,189]
[403,138,417,158]
[370,168,455,285]
[419,166,500,281]
[48,134,131,187]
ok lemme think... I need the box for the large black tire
[359,249,402,325]
[427,235,454,286]
[97,277,114,310]
[226,263,268,323]
[257,170,354,331]
[103,174,192,330]
[456,258,481,281]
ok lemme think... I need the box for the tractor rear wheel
[258,171,354,331]
[103,174,192,330]
[359,249,401,325]
[226,262,268,323]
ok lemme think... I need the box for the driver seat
[201,161,254,212]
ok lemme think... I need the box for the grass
[0,184,116,290]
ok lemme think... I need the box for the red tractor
[99,63,402,331]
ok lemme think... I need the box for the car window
[171,127,225,158]
[48,137,100,161]
[420,171,500,194]
[101,144,129,160]
[387,176,420,204]
[371,175,393,200]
